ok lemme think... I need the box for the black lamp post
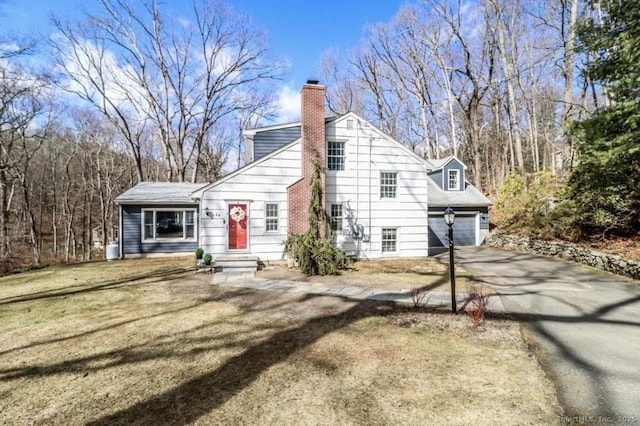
[444,207,456,314]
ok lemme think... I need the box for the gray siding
[428,170,444,190]
[122,204,199,255]
[254,126,301,160]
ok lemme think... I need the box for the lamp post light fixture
[444,206,457,314]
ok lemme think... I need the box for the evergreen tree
[285,161,349,275]
[563,0,640,237]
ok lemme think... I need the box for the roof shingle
[115,182,205,204]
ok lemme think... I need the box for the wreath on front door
[229,205,246,222]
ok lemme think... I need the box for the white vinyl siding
[325,114,429,258]
[201,113,432,260]
[200,141,301,260]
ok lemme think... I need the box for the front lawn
[0,257,562,425]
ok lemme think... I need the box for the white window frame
[265,203,279,233]
[381,227,398,254]
[380,172,397,199]
[327,141,346,171]
[448,169,460,191]
[329,203,343,232]
[141,208,197,242]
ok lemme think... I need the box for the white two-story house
[116,81,491,260]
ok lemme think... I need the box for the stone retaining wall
[485,234,640,280]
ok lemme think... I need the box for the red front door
[228,203,248,250]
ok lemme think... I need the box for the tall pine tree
[564,0,640,237]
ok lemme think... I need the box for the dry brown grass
[259,257,475,293]
[0,257,562,425]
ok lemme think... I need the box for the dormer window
[448,169,460,191]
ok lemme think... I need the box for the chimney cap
[306,79,320,85]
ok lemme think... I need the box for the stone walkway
[212,272,506,311]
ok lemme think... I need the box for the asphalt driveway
[454,246,640,423]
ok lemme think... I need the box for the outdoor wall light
[204,207,213,218]
[444,206,457,314]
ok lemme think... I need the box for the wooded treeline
[1,0,635,273]
[1,0,281,272]
[322,0,594,194]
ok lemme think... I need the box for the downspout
[368,136,372,247]
[356,119,360,228]
[425,167,429,256]
[118,204,123,259]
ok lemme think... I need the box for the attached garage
[425,165,492,255]
[428,213,478,248]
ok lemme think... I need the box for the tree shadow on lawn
[0,299,221,358]
[79,272,480,425]
[12,256,636,424]
[2,274,425,425]
[1,273,555,425]
[0,267,191,306]
[85,292,402,426]
[0,302,282,381]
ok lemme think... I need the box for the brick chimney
[287,81,326,235]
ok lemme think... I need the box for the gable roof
[115,182,205,204]
[335,111,431,167]
[425,155,467,171]
[190,138,302,198]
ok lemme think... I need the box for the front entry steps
[214,255,259,273]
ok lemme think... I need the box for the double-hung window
[265,203,278,232]
[448,169,460,191]
[329,203,343,232]
[381,228,397,253]
[142,209,196,241]
[380,172,397,199]
[327,141,345,171]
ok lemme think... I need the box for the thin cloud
[275,84,300,123]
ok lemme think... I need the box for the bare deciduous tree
[321,51,365,117]
[0,62,52,266]
[50,0,283,183]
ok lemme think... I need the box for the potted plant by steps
[195,247,204,260]
[203,253,212,266]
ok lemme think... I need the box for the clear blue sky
[1,0,407,89]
